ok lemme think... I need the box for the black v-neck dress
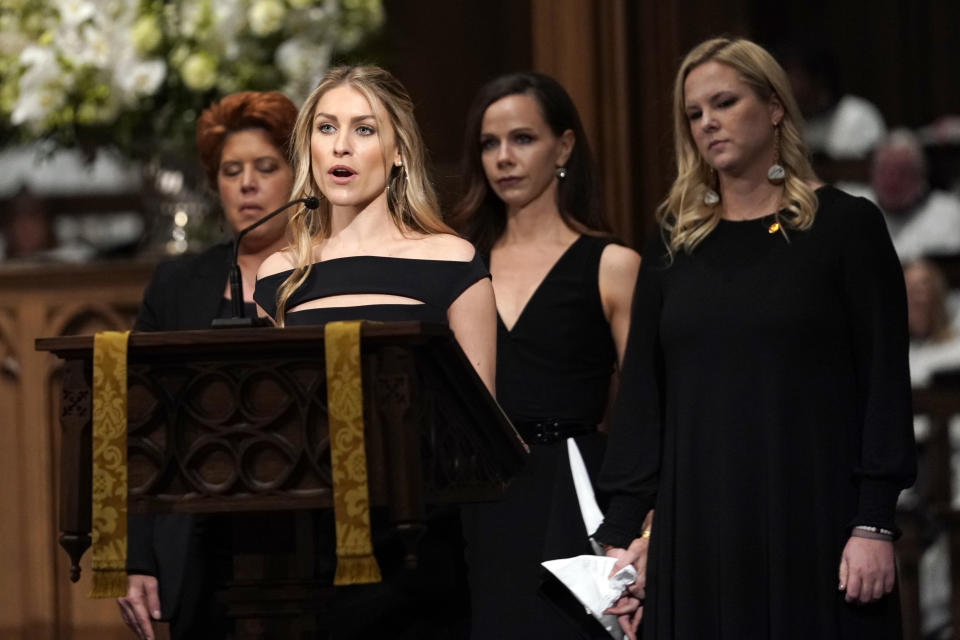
[463,234,617,639]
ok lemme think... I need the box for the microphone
[211,195,320,328]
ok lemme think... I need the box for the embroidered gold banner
[325,320,382,585]
[89,330,130,598]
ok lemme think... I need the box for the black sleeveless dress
[462,234,617,639]
[254,251,489,640]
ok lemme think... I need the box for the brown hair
[451,71,608,254]
[196,91,299,189]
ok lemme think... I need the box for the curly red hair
[196,91,298,188]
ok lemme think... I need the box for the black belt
[514,420,597,445]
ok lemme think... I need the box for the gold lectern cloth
[90,330,130,598]
[325,321,382,585]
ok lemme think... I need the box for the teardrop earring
[703,168,720,206]
[767,123,785,185]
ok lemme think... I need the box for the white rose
[54,21,85,59]
[275,38,306,78]
[117,59,166,99]
[180,51,217,91]
[276,38,330,84]
[130,15,162,55]
[11,83,65,126]
[248,0,286,37]
[180,1,210,39]
[212,0,244,39]
[18,46,60,85]
[78,24,112,68]
[100,0,138,24]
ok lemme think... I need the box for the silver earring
[767,124,785,185]
[556,166,567,179]
[704,168,720,206]
[767,164,785,184]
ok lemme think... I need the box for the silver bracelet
[852,525,894,540]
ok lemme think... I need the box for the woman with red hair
[117,90,297,640]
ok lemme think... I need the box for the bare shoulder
[257,249,297,279]
[600,242,642,282]
[402,232,477,262]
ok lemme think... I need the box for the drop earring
[703,168,720,206]
[387,159,403,193]
[767,123,785,185]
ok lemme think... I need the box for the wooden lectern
[37,322,526,635]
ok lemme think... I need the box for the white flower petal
[118,59,167,98]
[55,0,97,27]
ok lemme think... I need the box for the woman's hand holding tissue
[603,536,648,640]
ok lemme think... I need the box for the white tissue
[567,439,605,554]
[541,554,638,640]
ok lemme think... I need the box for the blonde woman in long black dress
[595,38,915,639]
[596,39,915,640]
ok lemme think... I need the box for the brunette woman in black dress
[452,72,640,639]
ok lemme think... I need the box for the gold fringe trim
[89,569,128,598]
[334,555,383,586]
[325,321,382,586]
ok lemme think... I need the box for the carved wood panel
[0,261,152,639]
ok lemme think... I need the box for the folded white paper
[541,554,638,640]
[567,439,605,554]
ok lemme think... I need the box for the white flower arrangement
[0,0,384,157]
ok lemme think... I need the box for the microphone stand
[211,195,320,328]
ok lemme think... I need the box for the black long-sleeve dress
[595,186,916,639]
[127,242,235,638]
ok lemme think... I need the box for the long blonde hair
[660,37,818,257]
[275,65,451,325]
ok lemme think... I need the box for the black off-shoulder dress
[255,251,489,325]
[254,251,489,639]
